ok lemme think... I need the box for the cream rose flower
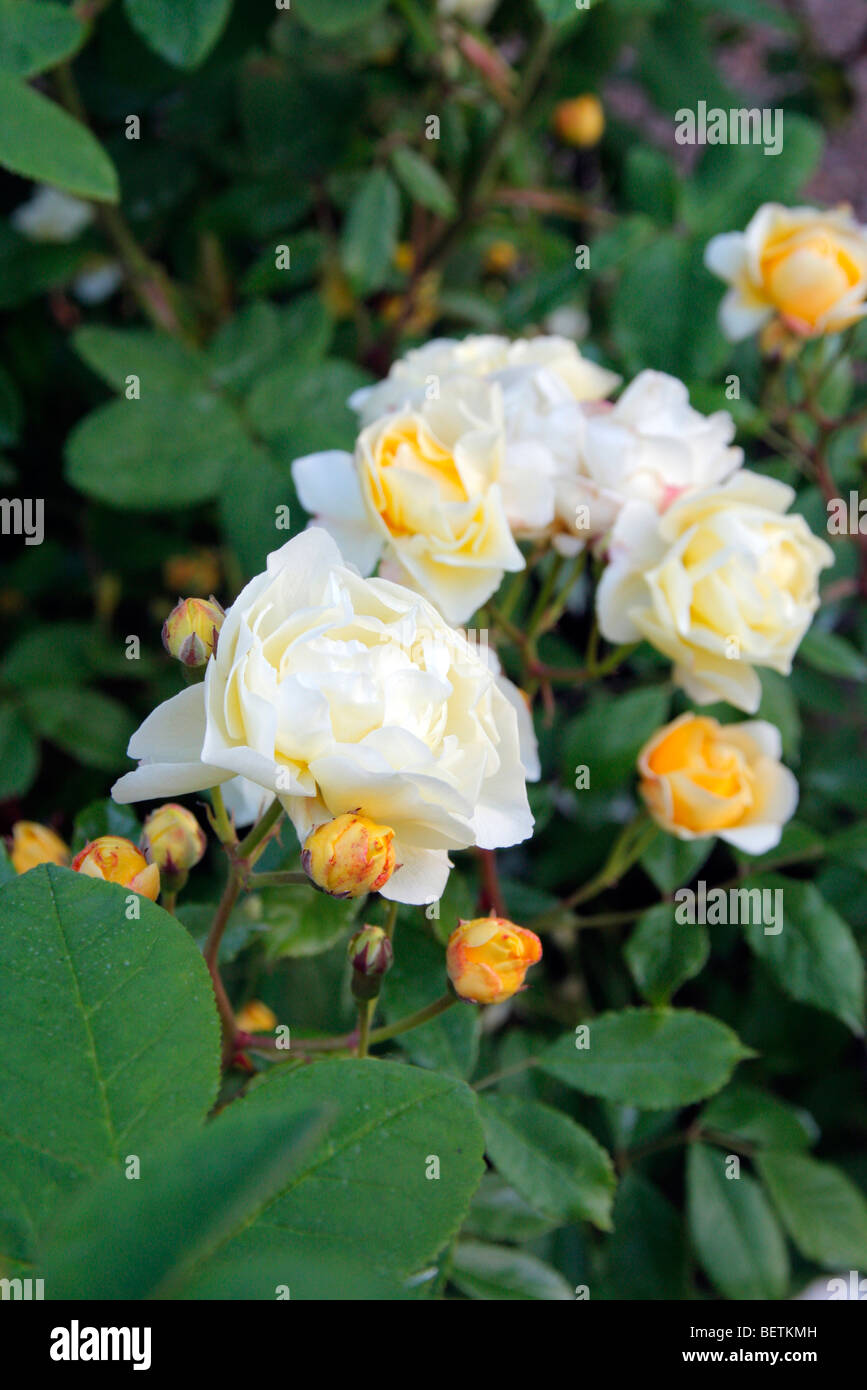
[705,203,867,340]
[112,529,537,905]
[597,472,834,713]
[348,334,618,426]
[292,376,524,624]
[638,712,798,854]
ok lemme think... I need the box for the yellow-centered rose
[302,813,397,898]
[597,472,834,713]
[705,203,867,340]
[446,917,542,1004]
[10,821,69,873]
[638,713,797,854]
[72,836,160,900]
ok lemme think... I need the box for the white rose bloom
[112,529,537,905]
[293,376,524,624]
[564,370,743,540]
[11,185,93,243]
[597,472,834,713]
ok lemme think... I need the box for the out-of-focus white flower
[705,202,867,340]
[597,472,834,713]
[293,376,524,624]
[437,0,500,25]
[113,529,537,905]
[11,185,93,243]
[73,258,123,304]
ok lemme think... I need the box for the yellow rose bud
[301,813,396,898]
[162,596,224,668]
[706,203,867,340]
[9,821,69,874]
[72,836,160,900]
[484,239,519,276]
[140,802,206,887]
[163,549,221,598]
[552,95,605,148]
[235,999,277,1034]
[393,241,415,275]
[638,712,798,855]
[446,916,542,1005]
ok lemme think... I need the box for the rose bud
[162,595,224,669]
[301,813,396,899]
[140,802,207,891]
[446,917,542,1005]
[348,925,394,999]
[235,999,277,1034]
[9,821,69,874]
[72,836,160,901]
[552,94,605,148]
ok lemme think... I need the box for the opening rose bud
[552,94,605,147]
[301,814,397,899]
[446,917,542,1005]
[140,802,206,888]
[71,836,160,901]
[10,821,69,874]
[162,595,224,668]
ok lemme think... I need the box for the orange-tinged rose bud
[301,814,396,898]
[72,835,160,900]
[162,596,224,668]
[10,821,69,874]
[553,95,605,148]
[163,549,221,598]
[446,917,542,1004]
[140,802,206,882]
[235,999,277,1033]
[484,239,519,275]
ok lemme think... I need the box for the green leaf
[562,685,670,791]
[699,1084,814,1152]
[625,903,710,1005]
[258,880,360,960]
[757,1151,867,1269]
[340,167,400,296]
[71,799,141,854]
[390,146,456,218]
[0,74,118,201]
[797,628,867,682]
[740,874,865,1035]
[382,921,479,1078]
[540,1008,752,1109]
[604,1173,688,1299]
[0,1,83,78]
[463,1173,558,1243]
[0,866,220,1267]
[65,394,247,509]
[640,832,714,895]
[294,0,388,36]
[46,1058,486,1293]
[247,359,371,460]
[123,0,234,69]
[827,822,867,876]
[0,702,38,798]
[22,685,136,771]
[450,1241,574,1300]
[611,232,727,379]
[687,1144,789,1300]
[74,326,207,395]
[683,114,823,235]
[481,1095,615,1230]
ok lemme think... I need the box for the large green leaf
[294,0,388,36]
[0,867,220,1268]
[687,1144,789,1300]
[540,1008,751,1109]
[740,874,865,1035]
[0,74,118,201]
[258,880,361,961]
[74,326,207,395]
[22,685,136,771]
[45,1058,486,1293]
[562,685,670,792]
[604,1173,688,1299]
[481,1095,615,1230]
[757,1152,867,1270]
[124,0,234,69]
[382,920,479,1078]
[0,702,38,798]
[390,147,456,219]
[625,902,710,1004]
[65,394,246,509]
[683,114,824,235]
[699,1084,814,1152]
[450,1241,573,1300]
[247,359,371,460]
[340,167,400,296]
[0,0,83,77]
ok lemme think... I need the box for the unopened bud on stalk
[72,836,160,900]
[348,924,394,999]
[301,813,396,898]
[140,802,206,892]
[162,596,224,668]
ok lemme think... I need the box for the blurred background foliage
[1,0,866,1300]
